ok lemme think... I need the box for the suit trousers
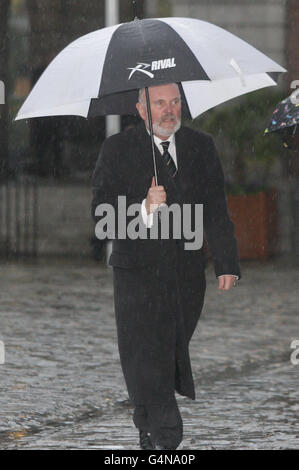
[133,396,183,449]
[113,257,206,450]
[130,266,184,449]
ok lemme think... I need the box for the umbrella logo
[127,58,177,80]
[127,63,154,80]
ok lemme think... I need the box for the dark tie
[160,141,177,178]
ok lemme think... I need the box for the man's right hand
[145,176,166,215]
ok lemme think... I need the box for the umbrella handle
[145,86,159,186]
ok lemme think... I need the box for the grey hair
[138,88,145,104]
[138,84,181,105]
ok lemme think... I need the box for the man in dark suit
[91,83,241,450]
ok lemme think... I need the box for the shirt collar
[153,132,175,148]
[145,126,175,148]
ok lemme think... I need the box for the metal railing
[0,177,38,259]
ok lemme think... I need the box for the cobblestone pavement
[0,256,298,450]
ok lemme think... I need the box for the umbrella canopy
[264,88,299,149]
[15,17,286,121]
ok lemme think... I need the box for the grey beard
[152,118,181,137]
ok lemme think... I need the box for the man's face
[136,83,181,139]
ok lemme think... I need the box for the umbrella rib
[145,87,159,186]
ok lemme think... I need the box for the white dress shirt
[141,132,177,227]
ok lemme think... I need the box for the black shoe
[139,430,154,450]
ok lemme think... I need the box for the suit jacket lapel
[136,123,156,176]
[174,127,190,185]
[174,127,200,197]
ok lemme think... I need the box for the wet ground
[0,256,298,450]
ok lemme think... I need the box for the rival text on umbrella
[127,57,176,79]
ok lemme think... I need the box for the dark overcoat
[91,123,240,407]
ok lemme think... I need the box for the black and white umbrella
[15,17,286,178]
[15,17,286,120]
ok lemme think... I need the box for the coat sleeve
[91,138,119,225]
[91,136,150,241]
[203,136,241,279]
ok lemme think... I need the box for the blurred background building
[0,0,298,261]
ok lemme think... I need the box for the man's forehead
[148,83,180,99]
